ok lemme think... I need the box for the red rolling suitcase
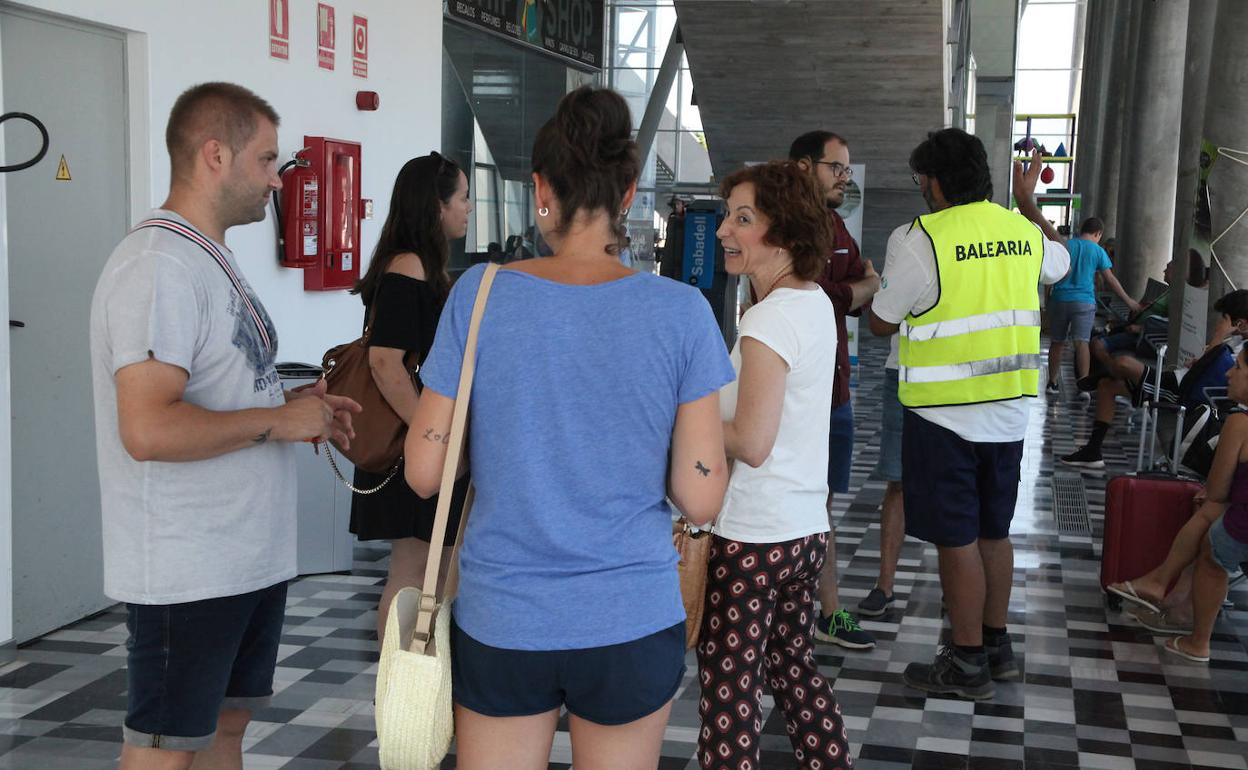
[1100,474,1201,597]
[1099,344,1203,601]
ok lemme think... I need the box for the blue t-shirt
[1050,237,1111,304]
[421,264,736,651]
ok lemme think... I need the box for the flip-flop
[1163,636,1210,663]
[1107,581,1162,615]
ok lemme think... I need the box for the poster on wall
[444,0,604,71]
[317,3,335,71]
[269,0,289,60]
[1180,140,1217,362]
[352,15,368,78]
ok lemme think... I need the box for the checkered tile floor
[2,334,1247,769]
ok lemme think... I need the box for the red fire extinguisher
[276,149,319,268]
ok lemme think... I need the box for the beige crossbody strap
[413,263,500,648]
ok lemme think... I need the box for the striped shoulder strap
[132,218,274,355]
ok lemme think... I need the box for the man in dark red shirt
[789,131,880,650]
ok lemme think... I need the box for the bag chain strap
[321,442,401,494]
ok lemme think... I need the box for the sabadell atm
[661,199,738,348]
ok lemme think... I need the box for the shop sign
[445,0,604,71]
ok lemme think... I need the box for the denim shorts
[451,617,685,725]
[1049,301,1097,342]
[902,410,1023,547]
[871,368,902,482]
[1208,514,1248,575]
[828,402,854,494]
[124,581,287,750]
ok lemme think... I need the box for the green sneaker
[814,608,876,650]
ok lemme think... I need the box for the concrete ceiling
[674,0,947,191]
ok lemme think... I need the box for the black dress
[348,273,468,542]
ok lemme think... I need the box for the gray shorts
[871,368,902,482]
[1048,301,1097,342]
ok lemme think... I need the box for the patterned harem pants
[696,533,853,770]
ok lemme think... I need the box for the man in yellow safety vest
[869,129,1069,700]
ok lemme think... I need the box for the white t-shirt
[716,287,838,543]
[872,217,1070,443]
[89,209,297,604]
[880,226,909,370]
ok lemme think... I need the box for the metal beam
[635,24,683,169]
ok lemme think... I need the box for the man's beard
[220,186,268,228]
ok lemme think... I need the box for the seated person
[1062,290,1248,469]
[1106,344,1248,663]
[1084,260,1177,385]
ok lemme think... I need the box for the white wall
[6,0,443,363]
[0,0,443,644]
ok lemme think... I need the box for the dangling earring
[538,207,549,217]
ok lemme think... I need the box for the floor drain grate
[1052,473,1091,534]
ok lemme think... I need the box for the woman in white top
[696,161,853,770]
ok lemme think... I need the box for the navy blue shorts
[451,618,686,725]
[1100,330,1139,355]
[828,401,854,494]
[901,410,1023,547]
[124,582,287,751]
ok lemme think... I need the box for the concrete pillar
[1204,1,1248,331]
[1094,3,1135,237]
[1112,2,1145,241]
[1167,0,1220,361]
[1074,0,1114,218]
[1116,0,1189,298]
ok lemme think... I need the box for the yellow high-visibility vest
[898,200,1045,408]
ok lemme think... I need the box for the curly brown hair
[719,161,834,281]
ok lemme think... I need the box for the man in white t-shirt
[90,83,358,769]
[869,130,1069,700]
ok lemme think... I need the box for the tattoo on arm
[252,429,272,445]
[695,460,710,477]
[422,427,451,446]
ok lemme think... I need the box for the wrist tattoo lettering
[423,427,451,446]
[695,460,710,477]
[253,429,272,445]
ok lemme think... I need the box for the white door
[2,7,128,641]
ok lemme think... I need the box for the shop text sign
[352,15,368,77]
[317,3,335,70]
[269,0,289,60]
[445,0,604,71]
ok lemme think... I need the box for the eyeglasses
[912,172,923,186]
[814,161,854,179]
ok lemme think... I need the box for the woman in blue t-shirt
[406,86,736,768]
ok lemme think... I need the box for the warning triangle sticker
[55,155,71,181]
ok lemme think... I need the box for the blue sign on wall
[681,210,717,290]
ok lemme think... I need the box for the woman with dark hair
[348,151,472,645]
[696,160,853,769]
[405,86,735,768]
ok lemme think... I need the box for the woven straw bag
[672,518,711,650]
[374,264,498,770]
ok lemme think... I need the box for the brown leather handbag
[673,518,711,650]
[321,309,416,478]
